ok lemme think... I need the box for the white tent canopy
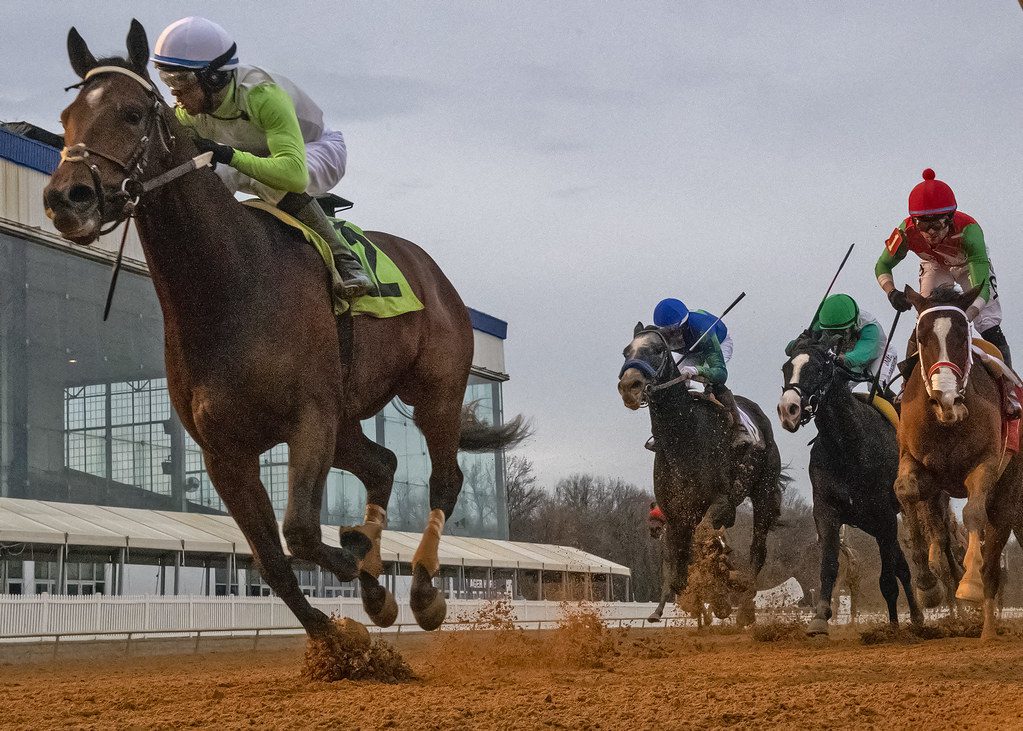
[0,498,629,576]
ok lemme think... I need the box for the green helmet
[818,294,859,330]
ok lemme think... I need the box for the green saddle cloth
[242,200,424,317]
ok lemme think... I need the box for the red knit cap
[908,168,957,216]
[649,505,666,524]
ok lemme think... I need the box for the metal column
[173,551,182,595]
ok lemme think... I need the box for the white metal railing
[2,594,1017,646]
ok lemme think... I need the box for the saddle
[971,339,1023,454]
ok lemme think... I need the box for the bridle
[620,328,686,407]
[781,345,836,427]
[60,65,176,234]
[916,305,972,400]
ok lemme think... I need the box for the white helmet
[152,17,238,71]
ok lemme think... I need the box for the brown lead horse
[44,21,526,639]
[897,284,1023,639]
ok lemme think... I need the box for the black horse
[778,330,925,635]
[619,323,783,623]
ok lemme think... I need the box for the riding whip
[809,243,855,328]
[683,291,746,355]
[867,309,901,402]
[101,152,214,321]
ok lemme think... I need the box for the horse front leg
[648,541,675,622]
[980,522,1012,640]
[282,409,372,599]
[808,508,840,637]
[895,457,943,608]
[957,460,1001,603]
[335,429,399,628]
[204,453,331,637]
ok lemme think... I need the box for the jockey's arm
[228,83,310,193]
[841,323,881,373]
[874,231,909,295]
[961,223,992,305]
[694,334,728,385]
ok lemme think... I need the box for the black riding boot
[278,192,371,300]
[981,325,1012,368]
[712,385,753,448]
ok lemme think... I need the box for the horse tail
[456,403,531,452]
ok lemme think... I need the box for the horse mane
[926,284,962,306]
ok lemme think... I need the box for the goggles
[912,214,952,232]
[157,67,199,92]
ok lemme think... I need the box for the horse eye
[123,108,144,125]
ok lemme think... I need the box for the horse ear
[634,321,644,337]
[126,19,150,73]
[67,27,97,79]
[959,282,985,312]
[904,284,926,312]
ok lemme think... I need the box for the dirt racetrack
[3,620,1023,730]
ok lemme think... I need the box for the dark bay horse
[619,324,783,624]
[778,331,924,635]
[44,21,526,639]
[898,284,1023,639]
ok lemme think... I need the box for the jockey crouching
[647,297,753,451]
[801,294,897,396]
[878,168,1010,367]
[152,16,371,300]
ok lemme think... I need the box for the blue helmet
[653,298,690,328]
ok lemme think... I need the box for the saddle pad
[853,393,899,430]
[735,405,762,446]
[243,200,425,319]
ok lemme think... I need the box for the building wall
[0,136,512,540]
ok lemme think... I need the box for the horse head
[777,329,843,432]
[618,322,679,410]
[44,20,181,245]
[906,283,981,425]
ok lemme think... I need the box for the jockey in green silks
[791,294,897,389]
[151,16,371,300]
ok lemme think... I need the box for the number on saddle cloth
[333,222,402,299]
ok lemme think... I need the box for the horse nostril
[787,403,798,416]
[68,184,96,205]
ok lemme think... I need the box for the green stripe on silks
[241,200,424,318]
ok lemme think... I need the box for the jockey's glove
[887,289,912,312]
[679,365,699,381]
[194,137,235,166]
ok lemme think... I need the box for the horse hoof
[338,527,373,563]
[647,615,662,623]
[806,618,830,637]
[955,578,984,604]
[410,564,447,631]
[916,583,944,609]
[359,574,398,628]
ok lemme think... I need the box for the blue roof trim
[0,128,60,175]
[468,307,507,340]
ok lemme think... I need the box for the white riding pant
[216,129,347,205]
[918,259,1002,333]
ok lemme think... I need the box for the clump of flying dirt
[750,620,807,643]
[424,597,535,675]
[302,616,415,683]
[549,602,624,669]
[860,615,990,645]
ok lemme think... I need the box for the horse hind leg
[980,521,1012,640]
[335,429,399,628]
[281,411,367,589]
[204,453,331,637]
[407,396,466,630]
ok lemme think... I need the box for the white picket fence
[0,594,672,641]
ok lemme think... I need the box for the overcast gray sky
[3,2,1022,497]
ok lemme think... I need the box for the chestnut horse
[44,21,526,639]
[897,284,1023,639]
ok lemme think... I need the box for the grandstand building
[0,123,629,600]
